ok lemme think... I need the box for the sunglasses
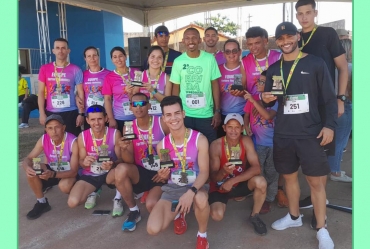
[131,101,148,107]
[157,31,169,37]
[225,49,239,55]
[86,105,106,114]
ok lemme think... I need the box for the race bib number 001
[49,162,70,172]
[51,94,71,108]
[148,100,161,115]
[87,94,104,107]
[185,93,206,109]
[284,94,309,114]
[123,102,133,115]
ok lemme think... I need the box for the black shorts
[273,137,330,176]
[46,109,81,137]
[208,181,252,205]
[79,173,115,192]
[132,165,165,194]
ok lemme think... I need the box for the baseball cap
[155,25,169,36]
[336,29,348,36]
[275,22,298,39]
[224,113,244,125]
[45,114,65,127]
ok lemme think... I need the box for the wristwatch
[190,186,198,195]
[151,88,158,95]
[214,109,221,114]
[337,95,347,102]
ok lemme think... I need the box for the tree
[193,13,239,37]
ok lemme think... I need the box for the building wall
[18,0,124,72]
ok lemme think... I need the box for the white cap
[224,113,244,125]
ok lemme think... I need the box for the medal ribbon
[254,50,269,73]
[54,62,67,90]
[53,132,66,164]
[91,128,107,156]
[147,70,160,99]
[280,51,303,93]
[170,128,189,173]
[224,136,240,161]
[136,116,153,155]
[300,26,317,50]
[161,51,169,73]
[116,68,131,85]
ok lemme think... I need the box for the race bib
[123,102,133,115]
[87,94,104,107]
[185,93,206,109]
[51,94,71,108]
[142,155,161,171]
[90,161,109,175]
[284,94,309,114]
[148,100,161,115]
[171,169,196,187]
[49,162,70,172]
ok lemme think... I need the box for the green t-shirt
[170,50,221,118]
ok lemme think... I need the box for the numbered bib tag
[87,94,104,107]
[148,100,161,115]
[171,169,196,186]
[51,94,71,108]
[123,102,133,115]
[284,94,309,114]
[142,155,161,171]
[90,161,109,175]
[49,162,70,172]
[185,93,206,109]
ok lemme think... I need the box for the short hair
[260,70,267,77]
[160,96,183,114]
[223,39,240,51]
[295,0,316,10]
[147,45,165,60]
[110,46,126,58]
[54,38,69,48]
[86,105,107,118]
[204,27,218,35]
[83,46,99,58]
[184,28,200,37]
[245,26,268,39]
[131,92,149,102]
[340,39,352,63]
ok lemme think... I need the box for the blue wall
[19,0,124,70]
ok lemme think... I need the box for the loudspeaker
[128,37,151,67]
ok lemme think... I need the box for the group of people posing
[21,1,352,249]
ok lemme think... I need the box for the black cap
[45,114,65,127]
[275,22,298,39]
[155,25,169,36]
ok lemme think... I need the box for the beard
[279,41,298,54]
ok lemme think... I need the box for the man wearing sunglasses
[147,96,211,249]
[142,25,182,75]
[67,105,123,216]
[115,93,169,232]
[171,28,222,145]
[203,27,226,65]
[241,27,281,97]
[22,114,79,220]
[217,39,246,138]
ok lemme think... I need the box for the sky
[122,1,352,37]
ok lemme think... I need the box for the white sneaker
[317,228,334,249]
[85,194,97,209]
[271,213,303,230]
[330,171,352,182]
[19,123,29,128]
[112,198,124,217]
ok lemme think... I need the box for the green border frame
[0,0,17,248]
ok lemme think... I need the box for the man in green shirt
[171,28,221,144]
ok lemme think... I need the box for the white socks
[129,205,139,212]
[37,197,46,203]
[197,231,207,238]
[115,190,122,200]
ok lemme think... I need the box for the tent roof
[49,0,350,26]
